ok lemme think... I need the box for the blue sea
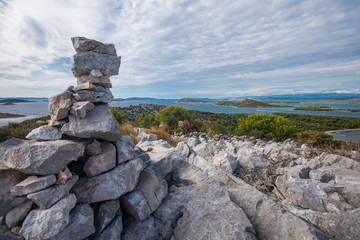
[0,99,359,142]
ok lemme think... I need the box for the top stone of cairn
[71,37,121,77]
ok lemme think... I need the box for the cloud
[0,0,359,98]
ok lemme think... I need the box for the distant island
[215,99,291,108]
[0,99,34,104]
[176,98,209,103]
[294,106,360,112]
[0,112,26,119]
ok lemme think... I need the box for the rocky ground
[115,104,166,122]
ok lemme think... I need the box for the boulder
[120,170,168,221]
[72,52,121,77]
[73,82,96,91]
[86,139,102,155]
[19,194,77,240]
[83,142,116,177]
[211,151,237,173]
[122,216,161,240]
[137,132,157,142]
[73,85,114,103]
[26,125,62,141]
[70,101,94,119]
[10,175,56,196]
[48,91,73,120]
[77,75,112,88]
[97,200,120,232]
[51,204,95,240]
[5,201,33,228]
[61,104,121,141]
[27,175,79,209]
[0,138,85,175]
[0,169,28,216]
[115,141,134,164]
[73,158,143,203]
[71,37,101,53]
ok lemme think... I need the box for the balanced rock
[73,85,114,103]
[72,52,121,77]
[48,91,73,120]
[83,141,116,177]
[61,104,121,141]
[70,101,95,118]
[77,75,112,88]
[10,175,56,196]
[0,138,85,175]
[71,37,101,53]
[26,125,62,141]
[19,194,77,240]
[73,158,143,203]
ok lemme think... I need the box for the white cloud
[0,0,359,98]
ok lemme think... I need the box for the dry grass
[145,126,184,147]
[120,125,139,144]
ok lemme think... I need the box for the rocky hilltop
[0,37,359,240]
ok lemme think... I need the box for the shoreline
[325,128,360,134]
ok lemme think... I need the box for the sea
[1,99,359,142]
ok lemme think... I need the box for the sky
[0,0,359,99]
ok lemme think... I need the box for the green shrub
[235,113,297,141]
[296,130,334,147]
[110,107,124,125]
[155,105,191,131]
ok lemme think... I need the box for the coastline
[325,128,360,134]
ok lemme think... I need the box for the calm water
[328,130,360,143]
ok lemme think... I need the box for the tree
[155,105,191,130]
[235,113,296,141]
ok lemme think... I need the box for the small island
[176,98,208,103]
[294,106,360,112]
[215,99,291,108]
[0,112,26,119]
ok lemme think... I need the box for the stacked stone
[0,37,168,240]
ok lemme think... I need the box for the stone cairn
[0,37,167,240]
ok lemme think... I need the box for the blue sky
[0,0,359,98]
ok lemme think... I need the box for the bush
[110,107,124,125]
[235,113,296,141]
[296,130,334,147]
[155,105,191,131]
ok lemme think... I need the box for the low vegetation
[294,106,360,112]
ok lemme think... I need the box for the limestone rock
[77,76,112,88]
[93,43,117,56]
[212,151,237,173]
[5,201,33,228]
[115,141,134,164]
[83,141,116,177]
[73,158,143,203]
[97,209,122,240]
[19,194,77,240]
[73,85,114,103]
[26,125,62,141]
[11,175,56,196]
[97,200,120,232]
[137,132,157,142]
[70,101,95,119]
[0,169,28,216]
[61,104,121,141]
[121,170,168,221]
[48,91,73,120]
[71,37,101,52]
[121,135,135,147]
[122,215,161,240]
[73,82,96,91]
[27,175,79,209]
[86,139,102,156]
[0,138,85,175]
[72,52,121,77]
[51,204,95,240]
[89,69,103,77]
